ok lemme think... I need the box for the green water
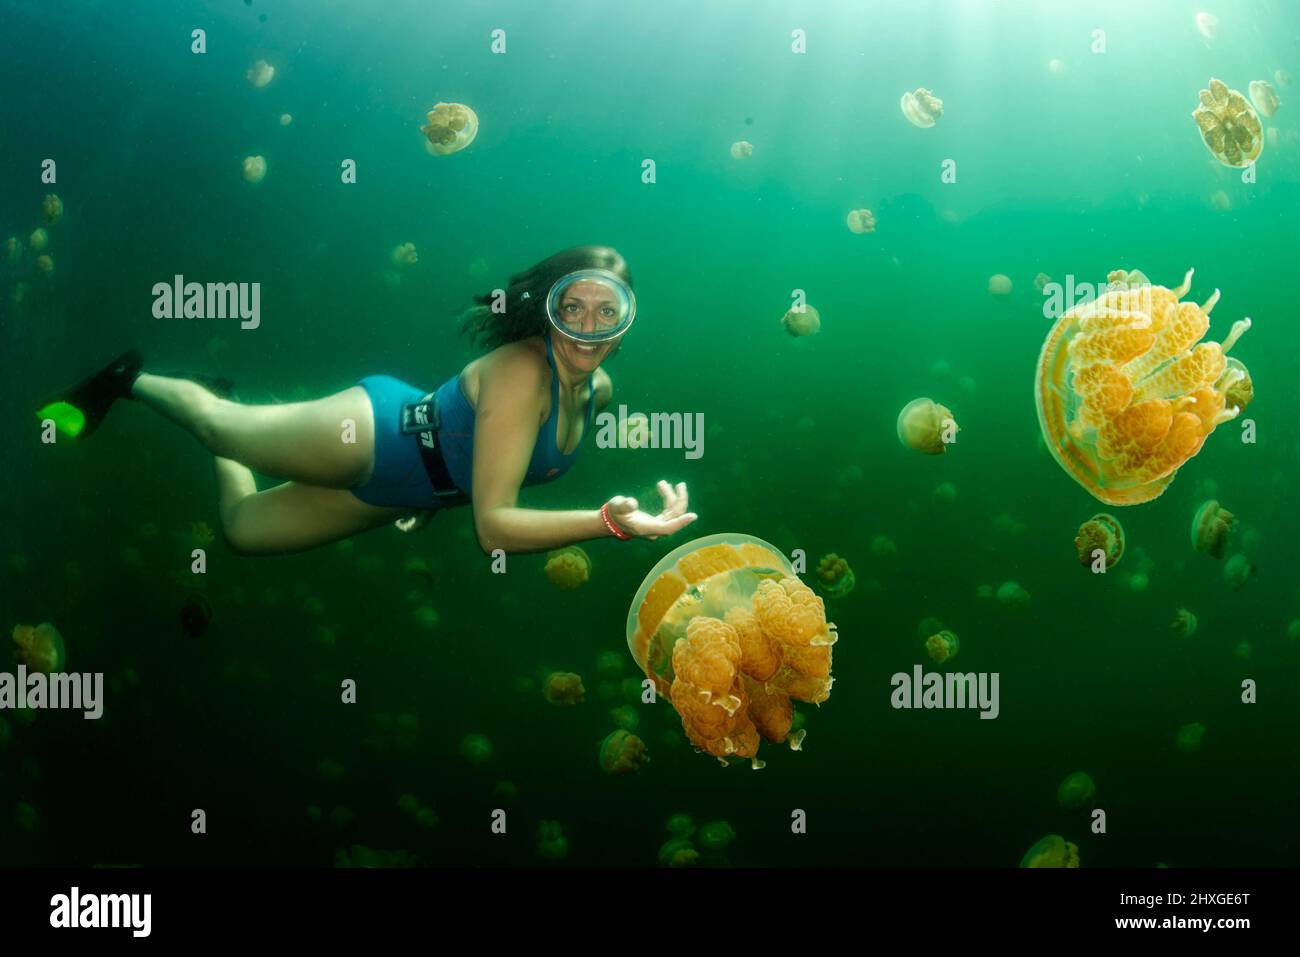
[1,0,1297,867]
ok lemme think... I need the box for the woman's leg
[218,475,406,556]
[132,374,377,488]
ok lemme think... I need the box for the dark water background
[1,0,1297,865]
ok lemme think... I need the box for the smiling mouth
[574,343,600,356]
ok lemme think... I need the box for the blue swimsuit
[351,336,595,509]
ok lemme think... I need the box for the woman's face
[550,279,625,371]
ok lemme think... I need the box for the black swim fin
[36,350,143,438]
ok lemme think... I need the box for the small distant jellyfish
[781,304,821,337]
[42,194,63,224]
[988,274,1013,298]
[1194,11,1218,39]
[1286,619,1300,641]
[846,209,876,234]
[544,546,591,590]
[925,630,959,664]
[1210,190,1231,211]
[391,242,418,267]
[246,59,275,87]
[460,733,493,765]
[421,102,479,156]
[730,140,754,160]
[1223,553,1254,590]
[413,606,439,630]
[698,821,736,852]
[900,87,943,127]
[871,534,897,557]
[1192,78,1263,168]
[536,820,568,861]
[29,228,48,252]
[598,729,649,774]
[976,584,994,600]
[1191,500,1235,558]
[1233,640,1252,660]
[1074,514,1124,569]
[242,155,267,183]
[659,838,699,868]
[1048,58,1065,76]
[1175,721,1205,753]
[933,481,957,504]
[1275,69,1291,88]
[4,236,20,263]
[279,113,293,126]
[666,813,695,838]
[596,650,623,680]
[14,801,39,833]
[1248,80,1281,118]
[1057,772,1096,810]
[897,398,958,455]
[12,623,66,673]
[930,359,951,379]
[1034,272,1052,293]
[543,671,585,706]
[1170,608,1198,638]
[1127,572,1149,592]
[494,780,518,802]
[997,581,1030,606]
[610,705,639,732]
[1020,834,1080,868]
[814,553,855,598]
[35,255,53,276]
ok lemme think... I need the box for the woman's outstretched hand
[605,481,698,541]
[395,510,434,533]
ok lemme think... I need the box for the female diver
[38,245,698,555]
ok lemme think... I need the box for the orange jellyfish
[924,630,959,664]
[1191,500,1235,558]
[781,304,820,337]
[1020,834,1080,868]
[897,398,958,454]
[598,730,649,774]
[846,209,876,234]
[1074,513,1124,568]
[12,623,65,673]
[1035,269,1253,505]
[544,546,591,590]
[543,671,585,706]
[814,553,855,598]
[421,102,478,156]
[1192,78,1263,168]
[625,533,837,767]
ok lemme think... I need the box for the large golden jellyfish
[1034,269,1253,505]
[1192,78,1263,168]
[625,533,835,768]
[421,102,478,156]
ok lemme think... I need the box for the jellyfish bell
[1176,721,1205,752]
[846,209,876,234]
[781,304,820,337]
[988,274,1013,298]
[1048,58,1066,76]
[242,155,267,183]
[1194,11,1218,39]
[924,630,959,664]
[246,59,275,87]
[41,194,63,225]
[1056,772,1096,810]
[1074,513,1124,569]
[1191,500,1235,558]
[1035,268,1253,506]
[543,671,585,706]
[545,546,591,590]
[1192,78,1263,168]
[933,481,957,503]
[421,102,479,156]
[34,255,53,276]
[1248,80,1281,118]
[1275,69,1291,88]
[1223,553,1254,590]
[391,242,418,267]
[1034,272,1052,293]
[598,729,649,774]
[997,581,1030,606]
[279,113,293,126]
[1233,640,1252,660]
[900,87,943,127]
[897,398,958,455]
[3,236,20,263]
[1020,834,1080,868]
[814,553,855,598]
[459,733,493,765]
[28,228,48,252]
[1170,607,1199,637]
[730,140,754,160]
[1210,190,1231,211]
[11,623,66,673]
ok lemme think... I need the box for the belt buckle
[400,393,440,435]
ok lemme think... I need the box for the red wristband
[601,502,633,540]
